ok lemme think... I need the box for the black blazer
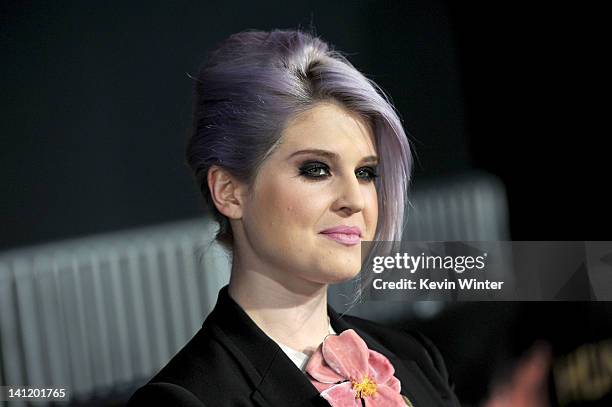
[128,285,460,406]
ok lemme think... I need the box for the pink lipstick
[319,226,362,246]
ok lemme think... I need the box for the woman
[129,29,460,406]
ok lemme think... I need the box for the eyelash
[298,161,379,182]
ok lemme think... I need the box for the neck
[228,257,331,356]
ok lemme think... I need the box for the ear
[207,165,246,220]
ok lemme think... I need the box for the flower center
[352,376,377,398]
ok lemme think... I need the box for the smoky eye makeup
[298,160,331,179]
[297,160,379,182]
[356,166,379,181]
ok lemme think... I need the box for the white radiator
[0,217,231,405]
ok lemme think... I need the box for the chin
[318,261,362,284]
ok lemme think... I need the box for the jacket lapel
[207,285,447,407]
[207,286,331,407]
[251,348,333,407]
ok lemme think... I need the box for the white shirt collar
[274,318,337,372]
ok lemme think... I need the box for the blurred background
[1,1,610,406]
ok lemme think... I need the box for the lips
[319,226,362,246]
[320,226,362,236]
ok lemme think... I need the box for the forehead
[279,102,376,156]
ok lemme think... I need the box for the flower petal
[320,382,361,407]
[384,375,401,393]
[309,379,336,393]
[322,329,369,380]
[363,384,405,407]
[305,345,346,384]
[367,349,395,384]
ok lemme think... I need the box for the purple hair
[186,29,412,254]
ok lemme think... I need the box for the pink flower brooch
[304,329,408,406]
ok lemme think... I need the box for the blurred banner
[360,241,612,300]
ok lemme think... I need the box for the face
[234,102,379,288]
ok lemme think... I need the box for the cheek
[256,184,324,263]
[280,192,327,240]
[256,180,316,234]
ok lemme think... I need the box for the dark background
[2,1,607,252]
[2,3,609,405]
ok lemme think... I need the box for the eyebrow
[288,149,379,164]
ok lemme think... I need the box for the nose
[332,172,366,215]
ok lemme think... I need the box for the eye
[356,166,379,182]
[299,161,331,179]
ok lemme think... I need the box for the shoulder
[147,327,220,386]
[128,325,250,406]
